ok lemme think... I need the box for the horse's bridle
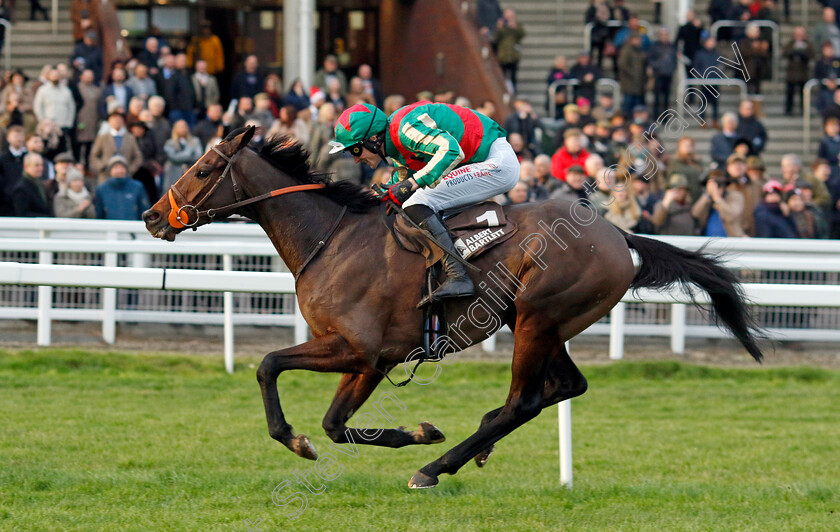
[166,144,326,229]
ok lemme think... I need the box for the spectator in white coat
[33,68,76,136]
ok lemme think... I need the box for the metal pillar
[284,0,315,89]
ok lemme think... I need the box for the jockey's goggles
[347,137,383,157]
[347,142,365,157]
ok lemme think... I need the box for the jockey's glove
[381,178,415,206]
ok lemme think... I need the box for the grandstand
[511,0,825,171]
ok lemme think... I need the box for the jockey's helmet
[329,103,388,156]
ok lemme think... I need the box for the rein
[165,143,346,280]
[167,146,326,229]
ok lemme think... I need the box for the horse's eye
[196,170,209,179]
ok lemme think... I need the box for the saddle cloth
[392,202,518,268]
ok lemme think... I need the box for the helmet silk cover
[329,103,388,154]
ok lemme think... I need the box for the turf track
[1,349,838,531]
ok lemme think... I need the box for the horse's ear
[235,126,256,151]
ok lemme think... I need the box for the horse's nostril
[143,209,160,224]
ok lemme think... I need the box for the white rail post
[294,297,308,345]
[609,302,625,360]
[101,231,118,344]
[670,303,687,354]
[223,254,234,374]
[558,340,573,487]
[482,333,497,352]
[36,230,52,346]
[130,251,149,309]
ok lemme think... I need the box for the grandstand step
[8,32,74,45]
[9,44,76,57]
[10,21,74,32]
[520,35,600,48]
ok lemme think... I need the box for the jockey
[329,101,519,305]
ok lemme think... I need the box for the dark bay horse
[143,127,763,488]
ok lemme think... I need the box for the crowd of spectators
[509,85,838,239]
[0,21,400,220]
[505,0,840,240]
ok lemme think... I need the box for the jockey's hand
[381,178,416,206]
[371,183,390,201]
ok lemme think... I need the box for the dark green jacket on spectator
[666,156,704,200]
[493,24,525,65]
[618,43,647,96]
[9,173,52,217]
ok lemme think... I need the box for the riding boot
[417,213,475,307]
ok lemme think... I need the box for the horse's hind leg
[321,372,445,448]
[473,340,585,468]
[409,318,551,488]
[256,333,367,460]
[540,340,587,405]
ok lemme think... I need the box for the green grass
[1,349,839,531]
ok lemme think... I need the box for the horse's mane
[226,129,380,214]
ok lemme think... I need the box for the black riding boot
[418,213,475,306]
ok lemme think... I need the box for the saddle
[380,202,518,376]
[387,201,519,268]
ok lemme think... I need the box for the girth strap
[294,205,348,281]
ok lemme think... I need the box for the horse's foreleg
[256,333,365,460]
[472,406,503,468]
[322,372,445,448]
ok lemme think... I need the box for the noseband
[167,145,326,229]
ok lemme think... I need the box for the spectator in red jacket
[551,128,590,181]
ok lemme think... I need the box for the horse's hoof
[474,445,494,468]
[408,471,438,489]
[292,434,317,460]
[412,421,446,444]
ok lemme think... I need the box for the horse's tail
[623,232,764,363]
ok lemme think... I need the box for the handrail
[0,19,10,71]
[708,20,781,81]
[0,237,278,256]
[51,0,57,34]
[8,219,840,253]
[802,78,823,154]
[7,237,840,271]
[0,217,264,237]
[675,77,748,121]
[583,20,654,54]
[547,78,621,120]
[597,77,620,103]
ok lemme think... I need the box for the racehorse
[143,127,764,489]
